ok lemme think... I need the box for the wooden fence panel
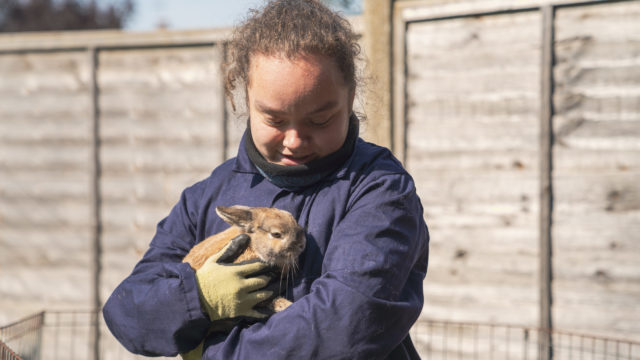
[98,45,226,300]
[406,10,542,326]
[552,1,640,338]
[0,51,93,323]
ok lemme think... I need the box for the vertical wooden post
[88,46,102,360]
[391,1,407,163]
[539,5,555,360]
[219,42,229,162]
[363,0,393,149]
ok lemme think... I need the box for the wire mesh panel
[41,311,177,360]
[40,312,95,360]
[552,331,640,360]
[2,310,176,360]
[97,318,177,360]
[1,339,24,360]
[0,312,43,360]
[410,319,640,360]
[3,311,640,359]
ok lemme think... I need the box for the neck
[244,114,359,190]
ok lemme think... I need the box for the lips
[280,153,314,165]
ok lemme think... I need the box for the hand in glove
[195,234,273,322]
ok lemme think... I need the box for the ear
[348,87,356,114]
[216,205,253,229]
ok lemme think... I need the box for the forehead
[248,53,346,88]
[260,212,293,228]
[246,53,350,113]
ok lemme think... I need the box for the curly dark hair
[224,0,361,110]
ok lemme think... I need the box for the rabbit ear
[216,205,253,229]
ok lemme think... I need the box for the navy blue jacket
[103,136,429,359]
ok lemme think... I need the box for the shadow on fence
[2,311,639,360]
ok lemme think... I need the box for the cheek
[251,121,283,149]
[326,132,344,150]
[315,121,348,155]
[271,239,285,253]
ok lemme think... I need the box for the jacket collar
[232,131,261,175]
[231,131,360,183]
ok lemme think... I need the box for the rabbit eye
[271,232,282,239]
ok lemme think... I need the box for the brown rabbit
[183,205,306,312]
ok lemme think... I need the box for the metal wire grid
[2,311,640,360]
[1,339,23,360]
[0,311,177,360]
[410,319,640,360]
[0,312,42,360]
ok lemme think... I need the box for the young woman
[103,1,429,358]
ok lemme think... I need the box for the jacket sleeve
[102,183,211,357]
[201,173,430,359]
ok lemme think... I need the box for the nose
[282,127,306,150]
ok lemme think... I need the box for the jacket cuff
[177,261,209,322]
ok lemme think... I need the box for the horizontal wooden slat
[408,150,539,172]
[0,143,89,171]
[553,175,640,212]
[0,28,229,51]
[0,199,91,227]
[0,267,90,301]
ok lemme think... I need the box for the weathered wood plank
[406,8,541,329]
[555,2,640,42]
[407,150,539,172]
[551,1,640,340]
[0,198,91,227]
[0,143,89,171]
[407,11,541,49]
[414,174,539,204]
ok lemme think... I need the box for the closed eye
[309,116,331,127]
[265,117,285,127]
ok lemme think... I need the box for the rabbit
[183,205,306,313]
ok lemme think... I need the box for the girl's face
[247,53,355,166]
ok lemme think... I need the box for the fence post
[88,45,102,360]
[391,1,408,164]
[539,5,555,360]
[363,0,393,150]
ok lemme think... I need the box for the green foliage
[0,0,134,32]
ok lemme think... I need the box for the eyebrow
[307,100,339,115]
[254,100,338,116]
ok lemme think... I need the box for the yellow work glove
[181,342,204,360]
[182,235,273,360]
[195,234,273,322]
